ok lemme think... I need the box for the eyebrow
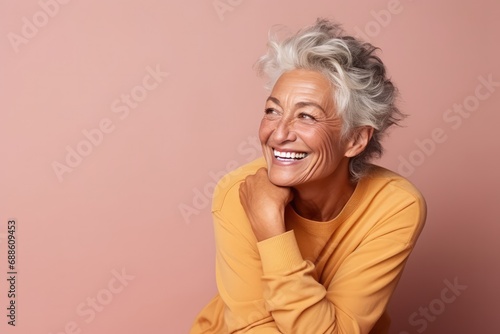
[266,96,326,114]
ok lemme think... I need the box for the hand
[239,168,294,242]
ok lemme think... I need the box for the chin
[267,170,302,187]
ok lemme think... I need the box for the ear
[344,126,374,158]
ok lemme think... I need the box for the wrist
[255,226,286,242]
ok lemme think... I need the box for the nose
[271,117,297,144]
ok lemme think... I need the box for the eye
[265,108,278,115]
[298,112,316,121]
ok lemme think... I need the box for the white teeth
[273,149,307,160]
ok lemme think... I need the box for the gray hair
[255,18,405,180]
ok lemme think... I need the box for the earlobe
[344,126,374,158]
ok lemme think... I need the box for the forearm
[258,231,342,334]
[214,183,424,334]
[257,230,408,334]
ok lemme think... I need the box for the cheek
[297,124,339,154]
[258,118,273,144]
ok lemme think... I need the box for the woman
[191,19,426,334]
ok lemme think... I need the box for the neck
[291,159,355,222]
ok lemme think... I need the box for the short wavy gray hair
[255,18,405,180]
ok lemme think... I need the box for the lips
[273,148,308,160]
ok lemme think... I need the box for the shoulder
[363,164,426,205]
[358,165,427,244]
[211,157,267,212]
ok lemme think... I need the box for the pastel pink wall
[1,1,498,333]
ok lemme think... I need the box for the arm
[257,205,424,333]
[213,208,282,333]
[215,168,425,333]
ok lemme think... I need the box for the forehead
[270,69,333,101]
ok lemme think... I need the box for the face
[259,69,352,188]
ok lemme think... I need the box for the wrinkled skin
[239,69,373,241]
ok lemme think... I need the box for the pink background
[1,0,499,333]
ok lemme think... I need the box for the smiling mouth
[273,149,308,160]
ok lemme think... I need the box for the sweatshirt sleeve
[213,208,282,333]
[213,169,426,333]
[256,200,426,334]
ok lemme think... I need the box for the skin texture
[239,69,373,241]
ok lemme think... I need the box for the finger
[239,181,246,197]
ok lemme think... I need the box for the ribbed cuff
[257,230,304,274]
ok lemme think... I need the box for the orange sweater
[191,157,426,334]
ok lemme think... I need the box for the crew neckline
[286,173,369,235]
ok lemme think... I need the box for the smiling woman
[190,18,426,334]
